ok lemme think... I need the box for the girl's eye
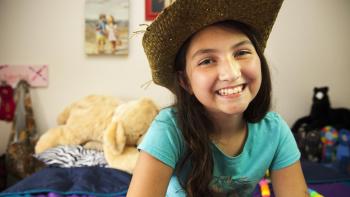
[234,50,251,57]
[198,58,214,66]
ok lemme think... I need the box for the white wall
[0,0,349,154]
[267,0,350,124]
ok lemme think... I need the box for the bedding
[0,166,131,197]
[1,145,130,196]
[252,161,350,197]
[252,182,350,197]
[2,146,350,197]
[34,145,108,168]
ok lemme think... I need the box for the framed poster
[145,0,174,21]
[85,0,129,55]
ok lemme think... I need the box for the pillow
[34,145,108,168]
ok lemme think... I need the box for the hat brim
[143,0,284,92]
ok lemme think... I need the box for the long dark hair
[172,20,272,196]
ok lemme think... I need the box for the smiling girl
[127,0,308,196]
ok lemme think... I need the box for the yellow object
[259,179,270,197]
[35,95,159,173]
[308,188,324,197]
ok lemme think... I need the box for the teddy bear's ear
[115,120,127,153]
[324,86,329,93]
[104,119,126,156]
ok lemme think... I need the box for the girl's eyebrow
[232,40,253,49]
[191,40,253,59]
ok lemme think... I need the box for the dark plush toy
[336,129,350,174]
[294,121,323,162]
[336,129,350,161]
[292,87,350,133]
[304,129,323,162]
[321,88,350,130]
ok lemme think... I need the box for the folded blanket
[1,166,131,197]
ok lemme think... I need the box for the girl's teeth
[218,86,243,96]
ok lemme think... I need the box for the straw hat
[143,0,284,92]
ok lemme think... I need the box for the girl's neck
[210,112,246,139]
[210,113,248,156]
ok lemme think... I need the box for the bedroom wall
[0,0,349,154]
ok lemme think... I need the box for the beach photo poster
[85,0,129,55]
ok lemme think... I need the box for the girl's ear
[177,71,193,94]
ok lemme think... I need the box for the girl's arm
[271,161,308,197]
[127,151,173,197]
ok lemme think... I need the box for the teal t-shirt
[138,108,300,196]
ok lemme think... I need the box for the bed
[1,145,131,197]
[1,146,350,197]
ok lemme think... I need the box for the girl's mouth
[216,84,246,96]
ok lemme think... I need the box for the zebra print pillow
[34,145,108,168]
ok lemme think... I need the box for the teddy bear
[291,86,350,133]
[291,87,330,134]
[35,95,159,173]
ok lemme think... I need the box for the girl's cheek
[191,70,215,88]
[243,60,261,78]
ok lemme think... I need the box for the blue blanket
[1,167,131,197]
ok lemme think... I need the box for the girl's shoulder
[260,111,285,124]
[154,107,177,123]
[139,107,185,168]
[249,111,290,134]
[247,112,294,151]
[148,107,181,133]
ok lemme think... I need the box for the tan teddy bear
[35,95,159,173]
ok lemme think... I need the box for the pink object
[259,179,271,197]
[0,65,48,87]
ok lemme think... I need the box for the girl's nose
[218,57,241,81]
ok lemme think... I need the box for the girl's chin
[208,106,248,117]
[222,110,245,116]
[220,105,249,115]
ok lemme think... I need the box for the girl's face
[184,25,262,118]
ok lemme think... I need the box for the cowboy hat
[143,0,284,92]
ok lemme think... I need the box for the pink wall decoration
[0,65,48,87]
